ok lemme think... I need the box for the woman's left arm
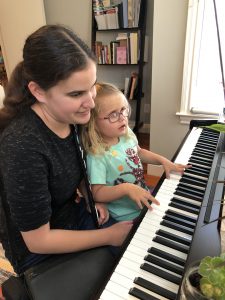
[138,147,191,178]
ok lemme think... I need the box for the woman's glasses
[102,107,130,123]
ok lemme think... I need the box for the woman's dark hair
[0,24,96,130]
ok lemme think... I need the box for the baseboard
[147,164,164,177]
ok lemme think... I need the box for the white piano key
[181,172,208,181]
[126,243,186,274]
[150,202,198,219]
[104,280,135,299]
[191,154,213,162]
[178,181,206,191]
[133,233,187,259]
[106,278,171,300]
[140,221,192,241]
[110,271,172,300]
[172,194,201,206]
[116,257,179,293]
[100,289,125,300]
[126,243,148,257]
[131,237,187,260]
[189,162,211,169]
[123,249,182,279]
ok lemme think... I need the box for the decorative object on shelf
[181,253,225,300]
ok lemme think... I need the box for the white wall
[0,0,46,78]
[43,0,92,46]
[148,0,190,176]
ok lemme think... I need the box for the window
[177,0,225,124]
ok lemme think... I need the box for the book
[116,32,130,63]
[95,41,103,64]
[116,46,127,64]
[110,41,119,64]
[117,2,124,28]
[144,35,149,62]
[129,72,138,100]
[124,77,130,98]
[105,6,119,29]
[129,32,138,64]
[122,0,128,28]
[134,0,141,27]
[127,0,133,27]
[94,10,108,29]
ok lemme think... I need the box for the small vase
[180,261,209,300]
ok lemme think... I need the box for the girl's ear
[27,81,47,103]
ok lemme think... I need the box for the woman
[0,25,132,276]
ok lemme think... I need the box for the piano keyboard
[99,127,221,300]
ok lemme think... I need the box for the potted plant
[181,253,225,300]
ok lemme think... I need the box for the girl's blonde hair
[81,82,130,155]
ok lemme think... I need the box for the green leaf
[200,277,214,298]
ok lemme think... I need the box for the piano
[97,121,225,300]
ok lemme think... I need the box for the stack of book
[93,0,142,30]
[94,31,138,64]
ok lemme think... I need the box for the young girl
[82,82,190,221]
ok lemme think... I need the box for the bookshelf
[92,0,147,136]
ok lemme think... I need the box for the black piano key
[134,277,177,300]
[148,247,186,267]
[188,155,212,163]
[129,287,159,300]
[163,214,196,229]
[198,136,218,143]
[198,139,217,146]
[166,209,197,223]
[185,161,211,170]
[193,143,216,151]
[175,185,205,198]
[183,168,210,177]
[153,236,189,254]
[195,142,216,151]
[194,142,215,149]
[194,146,216,154]
[179,176,207,188]
[169,201,199,215]
[178,181,205,191]
[171,197,200,210]
[160,219,194,235]
[190,154,213,163]
[141,263,182,285]
[188,160,211,169]
[144,254,184,275]
[171,195,201,207]
[184,163,211,173]
[174,189,203,202]
[192,151,214,160]
[188,155,212,166]
[156,229,191,246]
